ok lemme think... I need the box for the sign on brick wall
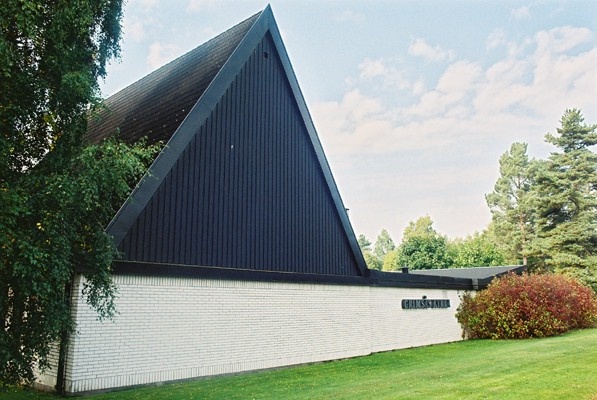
[401,296,450,310]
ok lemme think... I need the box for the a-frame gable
[107,6,367,276]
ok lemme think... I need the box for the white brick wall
[34,342,60,389]
[370,287,465,353]
[44,274,467,393]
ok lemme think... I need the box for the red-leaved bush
[456,273,597,339]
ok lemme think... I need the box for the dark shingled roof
[86,11,260,146]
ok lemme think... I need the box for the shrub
[456,273,597,339]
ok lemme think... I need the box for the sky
[100,0,597,244]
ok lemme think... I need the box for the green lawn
[5,328,597,399]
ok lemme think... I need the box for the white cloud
[527,27,597,118]
[511,5,531,20]
[303,23,597,240]
[358,58,386,79]
[124,17,146,42]
[186,0,220,13]
[534,26,593,54]
[315,25,597,164]
[404,61,481,118]
[486,28,535,58]
[474,26,596,121]
[316,89,383,130]
[408,38,455,62]
[121,0,161,43]
[314,89,476,158]
[357,58,410,91]
[147,42,183,69]
[314,90,399,155]
[487,28,507,50]
[333,10,366,24]
[436,61,482,94]
[411,79,426,96]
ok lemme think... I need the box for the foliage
[357,234,371,252]
[456,273,597,339]
[359,230,408,271]
[486,109,597,290]
[360,229,395,271]
[485,142,536,266]
[381,249,399,271]
[0,139,159,385]
[529,109,597,287]
[557,266,597,297]
[447,231,507,268]
[373,229,395,260]
[372,218,508,271]
[0,0,160,387]
[0,0,124,178]
[402,215,437,239]
[357,234,381,270]
[397,216,449,269]
[398,236,449,269]
[362,250,382,271]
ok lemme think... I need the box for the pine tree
[358,234,381,270]
[531,109,597,289]
[357,234,372,252]
[374,229,396,260]
[485,143,535,265]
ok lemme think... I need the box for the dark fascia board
[105,6,368,276]
[112,260,370,286]
[109,261,481,291]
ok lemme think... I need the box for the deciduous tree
[0,0,159,386]
[447,231,507,268]
[381,249,400,271]
[397,216,449,269]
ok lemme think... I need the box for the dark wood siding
[119,33,361,276]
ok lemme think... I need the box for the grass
[4,328,597,399]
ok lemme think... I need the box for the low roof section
[405,265,526,289]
